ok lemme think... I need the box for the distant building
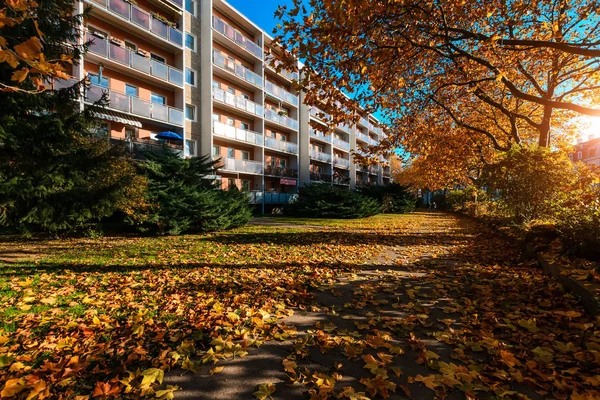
[570,136,600,167]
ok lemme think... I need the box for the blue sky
[226,0,292,36]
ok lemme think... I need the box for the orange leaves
[359,375,396,398]
[499,350,522,368]
[252,383,275,400]
[13,37,43,61]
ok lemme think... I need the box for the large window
[88,73,108,88]
[185,68,196,86]
[227,148,235,158]
[241,151,249,161]
[125,84,138,97]
[151,93,166,105]
[185,33,196,51]
[185,0,196,16]
[185,140,196,157]
[213,145,221,157]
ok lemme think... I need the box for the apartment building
[69,0,391,211]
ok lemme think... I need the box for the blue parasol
[156,131,183,140]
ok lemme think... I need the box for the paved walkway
[165,213,597,399]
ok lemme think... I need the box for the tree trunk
[538,104,552,147]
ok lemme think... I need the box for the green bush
[357,183,417,213]
[132,151,253,235]
[285,183,380,219]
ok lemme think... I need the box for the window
[227,178,236,190]
[124,40,137,51]
[279,159,287,168]
[241,180,250,192]
[185,33,196,51]
[185,139,196,157]
[240,122,249,130]
[185,0,196,16]
[212,80,220,90]
[125,127,137,141]
[212,113,220,122]
[185,104,196,121]
[91,122,109,138]
[213,145,221,157]
[269,130,276,138]
[227,118,235,126]
[280,134,287,142]
[88,73,108,88]
[151,53,166,63]
[227,148,235,158]
[242,94,249,100]
[227,87,235,94]
[185,68,196,86]
[578,151,583,160]
[241,151,249,160]
[125,84,138,97]
[151,93,166,105]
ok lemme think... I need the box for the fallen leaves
[253,383,276,400]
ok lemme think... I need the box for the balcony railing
[369,137,379,146]
[89,0,183,48]
[264,136,298,154]
[87,34,183,87]
[264,165,298,178]
[212,15,263,58]
[358,117,370,128]
[86,84,183,126]
[264,108,299,130]
[356,131,370,143]
[310,172,332,182]
[212,121,263,146]
[369,165,380,175]
[265,81,299,107]
[333,137,350,151]
[334,157,350,168]
[310,107,331,122]
[356,165,369,173]
[309,129,331,143]
[310,150,332,163]
[336,123,352,135]
[265,56,299,82]
[212,87,264,117]
[221,158,263,174]
[333,176,351,185]
[212,49,263,88]
[249,191,298,204]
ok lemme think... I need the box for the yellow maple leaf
[253,383,275,400]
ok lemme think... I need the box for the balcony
[86,84,183,126]
[249,191,298,205]
[369,136,379,146]
[264,136,298,154]
[356,131,370,143]
[369,165,380,175]
[356,165,369,173]
[264,165,298,178]
[333,157,350,168]
[310,107,331,122]
[333,137,350,151]
[212,50,263,88]
[212,121,263,146]
[336,123,352,135]
[333,175,351,185]
[264,81,299,107]
[358,117,370,128]
[212,87,264,118]
[88,0,183,48]
[212,15,263,59]
[310,150,332,163]
[264,108,299,131]
[221,158,263,174]
[310,172,332,182]
[309,129,331,143]
[265,56,299,82]
[87,34,183,87]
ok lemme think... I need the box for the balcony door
[151,93,166,105]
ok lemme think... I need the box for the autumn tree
[0,0,146,234]
[275,0,600,183]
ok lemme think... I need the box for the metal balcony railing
[264,165,298,178]
[310,172,332,182]
[310,107,331,121]
[369,165,381,174]
[87,34,183,87]
[310,150,332,163]
[249,191,298,204]
[264,81,299,107]
[356,131,370,143]
[212,87,264,117]
[264,108,299,130]
[264,136,298,154]
[88,0,183,47]
[333,176,351,185]
[336,123,352,135]
[212,121,264,146]
[212,49,263,88]
[358,117,370,128]
[333,137,350,151]
[222,158,263,174]
[86,84,183,126]
[309,129,331,142]
[264,56,299,82]
[212,15,263,58]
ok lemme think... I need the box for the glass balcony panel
[92,0,107,6]
[255,134,264,145]
[109,91,130,113]
[169,68,183,86]
[212,87,225,102]
[165,0,182,8]
[109,42,129,65]
[131,5,150,29]
[169,27,183,46]
[150,59,168,81]
[130,96,151,117]
[130,52,150,73]
[169,108,183,126]
[151,18,168,39]
[109,0,130,19]
[86,85,104,103]
[152,103,169,122]
[87,35,107,57]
